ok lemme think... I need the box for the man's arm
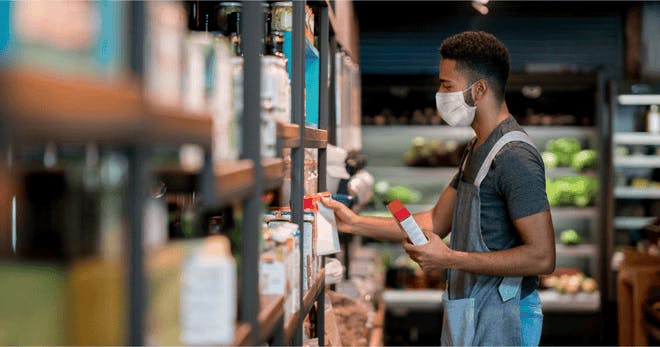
[320,184,457,242]
[404,210,556,276]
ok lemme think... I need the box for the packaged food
[387,199,427,245]
[270,2,293,32]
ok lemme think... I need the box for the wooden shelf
[284,269,325,342]
[278,123,328,149]
[0,69,212,147]
[259,294,285,342]
[304,127,328,148]
[614,132,660,146]
[216,160,256,204]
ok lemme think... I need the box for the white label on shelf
[317,203,341,255]
[180,255,236,345]
[260,260,286,295]
[303,220,313,291]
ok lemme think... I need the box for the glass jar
[270,2,292,32]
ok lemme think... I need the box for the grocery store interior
[0,0,659,346]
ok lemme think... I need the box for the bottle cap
[387,199,411,221]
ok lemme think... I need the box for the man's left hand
[402,230,454,274]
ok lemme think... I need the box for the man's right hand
[320,197,358,234]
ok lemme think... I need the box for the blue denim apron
[442,131,537,346]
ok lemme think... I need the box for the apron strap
[473,131,537,188]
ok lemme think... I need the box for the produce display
[327,290,370,346]
[542,138,597,171]
[546,175,598,207]
[403,137,467,167]
[559,229,581,245]
[541,269,598,295]
[373,180,421,205]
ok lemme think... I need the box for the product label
[180,256,236,345]
[400,216,428,245]
[316,203,341,255]
[260,261,286,295]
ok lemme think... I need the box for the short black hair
[439,31,510,101]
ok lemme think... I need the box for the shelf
[614,216,656,229]
[614,132,660,146]
[259,294,285,342]
[382,289,444,311]
[614,156,660,168]
[618,94,660,105]
[0,69,212,147]
[523,126,597,139]
[546,167,597,178]
[614,187,660,199]
[216,160,256,204]
[538,290,600,313]
[278,124,328,149]
[555,244,598,258]
[284,268,325,342]
[304,127,328,148]
[551,207,598,219]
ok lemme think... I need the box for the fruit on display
[559,229,581,245]
[403,137,467,167]
[546,175,597,207]
[541,270,598,294]
[571,149,598,171]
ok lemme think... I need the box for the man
[322,31,555,346]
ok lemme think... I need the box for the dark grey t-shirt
[450,116,550,298]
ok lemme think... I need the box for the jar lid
[271,2,293,7]
[219,2,242,7]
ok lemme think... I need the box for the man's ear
[473,79,488,102]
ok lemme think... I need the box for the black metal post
[328,35,338,146]
[127,145,148,346]
[292,0,306,345]
[240,1,264,343]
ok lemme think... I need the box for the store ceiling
[354,1,638,33]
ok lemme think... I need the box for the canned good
[271,2,293,32]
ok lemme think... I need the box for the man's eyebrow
[438,78,453,83]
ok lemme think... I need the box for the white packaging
[212,36,239,162]
[180,237,236,345]
[316,203,341,255]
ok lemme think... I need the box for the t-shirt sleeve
[496,143,550,220]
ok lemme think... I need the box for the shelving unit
[0,1,348,346]
[606,83,660,307]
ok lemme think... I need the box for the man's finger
[320,197,337,208]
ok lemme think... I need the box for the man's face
[438,59,470,93]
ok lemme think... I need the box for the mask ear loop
[463,81,480,107]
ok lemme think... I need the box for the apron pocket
[441,293,475,346]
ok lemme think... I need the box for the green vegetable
[571,149,598,171]
[560,229,581,245]
[383,185,422,204]
[546,176,597,207]
[542,151,559,168]
[546,138,582,166]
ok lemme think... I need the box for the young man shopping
[322,31,556,346]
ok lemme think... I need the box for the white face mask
[435,83,477,127]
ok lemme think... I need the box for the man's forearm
[351,210,433,242]
[448,244,555,276]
